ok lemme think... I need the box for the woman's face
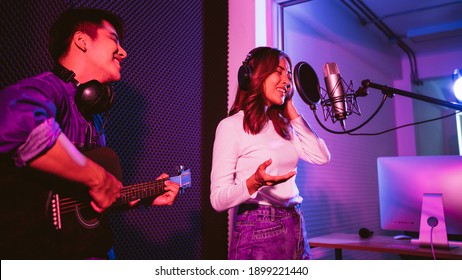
[262,57,292,107]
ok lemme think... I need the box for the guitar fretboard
[117,178,167,204]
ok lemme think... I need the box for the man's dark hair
[49,7,125,63]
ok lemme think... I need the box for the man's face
[85,20,127,83]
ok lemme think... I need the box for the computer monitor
[377,155,462,249]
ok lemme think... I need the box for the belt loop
[271,207,275,221]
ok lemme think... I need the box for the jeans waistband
[237,203,300,216]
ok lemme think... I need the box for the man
[0,7,180,259]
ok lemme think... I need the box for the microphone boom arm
[361,79,462,111]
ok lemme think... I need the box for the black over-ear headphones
[237,52,254,91]
[52,64,115,116]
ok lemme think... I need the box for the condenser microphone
[323,62,347,128]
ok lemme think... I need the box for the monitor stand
[411,193,458,250]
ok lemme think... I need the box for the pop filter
[294,61,321,107]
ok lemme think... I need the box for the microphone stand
[361,79,462,111]
[312,79,462,135]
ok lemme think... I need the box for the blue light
[453,69,462,102]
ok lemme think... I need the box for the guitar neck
[115,178,167,206]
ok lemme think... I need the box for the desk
[309,233,462,260]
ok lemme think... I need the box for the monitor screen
[377,155,462,240]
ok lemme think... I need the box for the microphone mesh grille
[323,62,339,76]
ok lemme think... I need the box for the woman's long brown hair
[229,47,293,140]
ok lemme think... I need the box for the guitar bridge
[51,193,62,230]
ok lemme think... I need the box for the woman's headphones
[238,47,288,92]
[237,52,254,91]
[52,64,115,116]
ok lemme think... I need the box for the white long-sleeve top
[210,110,330,212]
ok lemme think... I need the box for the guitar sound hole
[75,205,101,229]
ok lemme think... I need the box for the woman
[210,47,330,260]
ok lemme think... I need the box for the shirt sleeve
[0,78,61,166]
[290,115,331,165]
[210,118,254,212]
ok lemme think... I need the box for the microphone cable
[346,111,459,136]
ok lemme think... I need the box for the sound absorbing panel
[0,0,229,259]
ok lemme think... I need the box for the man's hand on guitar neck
[128,173,180,207]
[151,173,180,206]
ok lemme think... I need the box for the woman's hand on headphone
[283,98,301,121]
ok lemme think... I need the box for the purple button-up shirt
[0,71,106,166]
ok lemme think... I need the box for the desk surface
[309,233,462,259]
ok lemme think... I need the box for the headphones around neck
[237,52,254,91]
[52,64,115,116]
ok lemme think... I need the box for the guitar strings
[118,179,166,204]
[53,171,190,227]
[55,178,168,213]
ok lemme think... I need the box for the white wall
[228,0,256,110]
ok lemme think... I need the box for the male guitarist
[0,7,180,259]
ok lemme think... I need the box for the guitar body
[49,148,122,231]
[49,148,121,258]
[0,148,191,259]
[0,149,118,259]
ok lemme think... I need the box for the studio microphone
[323,62,347,129]
[294,61,361,134]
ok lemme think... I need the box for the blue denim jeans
[228,204,312,260]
